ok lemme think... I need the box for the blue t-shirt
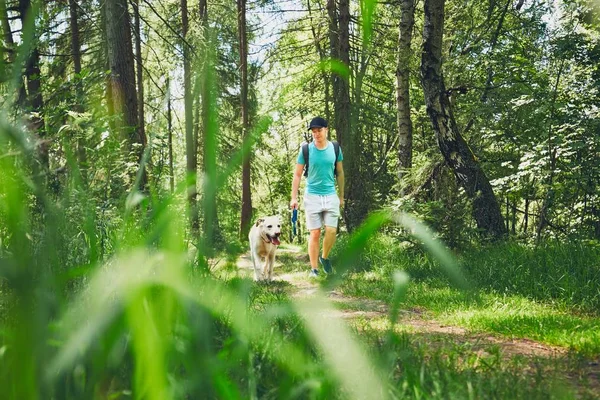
[296,141,344,195]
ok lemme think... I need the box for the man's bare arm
[336,161,345,208]
[290,163,304,209]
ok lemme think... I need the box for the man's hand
[290,198,298,210]
[339,196,344,208]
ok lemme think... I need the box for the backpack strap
[303,141,340,177]
[332,141,340,177]
[302,142,309,177]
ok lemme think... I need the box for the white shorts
[303,193,340,230]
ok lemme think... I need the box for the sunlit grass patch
[341,269,600,356]
[445,304,600,356]
[460,241,600,314]
[275,248,309,273]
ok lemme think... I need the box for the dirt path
[237,248,565,357]
[235,247,600,395]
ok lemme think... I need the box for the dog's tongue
[272,236,280,246]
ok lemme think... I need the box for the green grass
[336,234,600,357]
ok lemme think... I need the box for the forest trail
[235,245,600,395]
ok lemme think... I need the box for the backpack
[302,141,340,177]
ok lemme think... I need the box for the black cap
[308,116,328,130]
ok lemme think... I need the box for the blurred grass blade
[215,115,272,189]
[325,211,389,288]
[126,287,171,400]
[317,58,350,79]
[360,0,377,48]
[296,292,388,400]
[389,270,410,327]
[392,212,470,290]
[48,250,318,386]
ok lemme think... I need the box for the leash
[291,208,298,240]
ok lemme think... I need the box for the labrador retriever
[248,215,281,282]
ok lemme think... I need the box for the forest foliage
[1,0,600,398]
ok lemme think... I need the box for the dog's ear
[255,218,264,227]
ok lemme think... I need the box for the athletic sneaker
[309,269,319,278]
[319,256,333,274]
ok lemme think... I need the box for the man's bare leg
[309,228,321,269]
[322,226,337,259]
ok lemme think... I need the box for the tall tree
[420,0,506,238]
[238,0,252,239]
[18,0,48,172]
[167,78,174,194]
[133,0,146,156]
[335,0,350,147]
[69,0,87,182]
[327,0,339,135]
[104,0,146,188]
[396,0,415,186]
[307,0,331,123]
[181,0,198,230]
[198,0,222,252]
[336,0,364,231]
[1,0,27,105]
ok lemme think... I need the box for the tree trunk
[167,78,174,193]
[69,0,88,182]
[420,0,506,239]
[327,0,339,137]
[238,0,252,240]
[523,197,529,233]
[396,0,415,185]
[2,0,27,105]
[104,0,145,182]
[133,0,146,157]
[511,198,517,235]
[181,0,198,231]
[200,5,222,257]
[336,0,364,231]
[19,0,48,172]
[336,0,350,147]
[307,0,331,125]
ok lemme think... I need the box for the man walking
[290,117,344,277]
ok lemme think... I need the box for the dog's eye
[267,225,272,228]
[277,225,281,228]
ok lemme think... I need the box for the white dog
[248,215,281,282]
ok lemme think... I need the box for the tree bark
[396,0,415,185]
[307,0,331,125]
[238,0,252,240]
[2,0,27,105]
[199,4,222,256]
[336,0,364,231]
[336,0,350,147]
[19,0,48,172]
[327,0,339,137]
[69,0,88,182]
[167,78,174,193]
[133,0,146,155]
[181,0,198,230]
[104,0,145,165]
[420,0,506,239]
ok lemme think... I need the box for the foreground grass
[221,244,597,399]
[236,278,586,399]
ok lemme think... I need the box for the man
[290,116,344,277]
